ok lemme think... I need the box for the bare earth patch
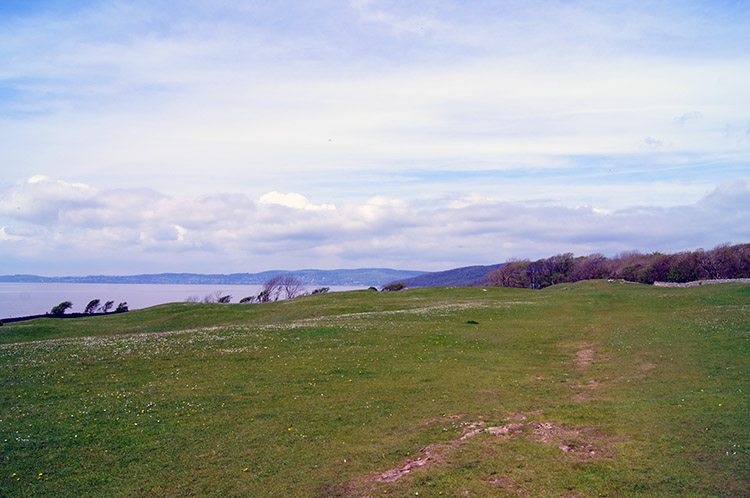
[531,421,612,459]
[563,342,611,371]
[368,413,613,486]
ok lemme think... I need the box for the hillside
[1,281,748,497]
[395,263,504,287]
[0,268,425,286]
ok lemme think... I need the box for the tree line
[184,276,330,304]
[50,299,129,316]
[483,243,750,289]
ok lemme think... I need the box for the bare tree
[281,275,306,299]
[260,276,284,302]
[203,290,226,303]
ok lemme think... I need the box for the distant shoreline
[1,310,127,324]
[0,268,425,287]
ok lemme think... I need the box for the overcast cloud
[1,1,749,275]
[1,176,748,275]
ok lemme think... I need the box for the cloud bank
[1,176,748,275]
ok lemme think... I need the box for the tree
[256,289,271,302]
[311,287,330,294]
[51,301,73,316]
[239,296,255,304]
[382,282,406,291]
[217,295,232,303]
[102,301,114,313]
[261,276,284,301]
[203,291,223,303]
[84,299,101,314]
[486,260,531,288]
[115,302,129,313]
[280,275,305,299]
[569,254,608,281]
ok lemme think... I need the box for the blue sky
[1,0,749,275]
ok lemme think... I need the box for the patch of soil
[575,348,596,368]
[530,421,608,459]
[363,411,616,489]
[371,419,532,484]
[488,475,515,486]
[375,456,432,483]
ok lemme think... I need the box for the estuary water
[0,283,365,318]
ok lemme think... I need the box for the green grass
[1,281,748,497]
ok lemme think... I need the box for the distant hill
[395,264,505,288]
[0,268,425,287]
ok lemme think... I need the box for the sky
[1,0,749,276]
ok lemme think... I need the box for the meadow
[1,281,748,497]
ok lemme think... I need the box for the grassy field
[1,281,748,497]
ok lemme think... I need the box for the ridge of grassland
[1,281,748,497]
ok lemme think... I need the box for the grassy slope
[0,281,748,497]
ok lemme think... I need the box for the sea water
[0,283,364,318]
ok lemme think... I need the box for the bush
[382,282,407,292]
[85,299,101,314]
[51,301,73,316]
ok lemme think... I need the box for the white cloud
[1,176,748,275]
[259,192,335,211]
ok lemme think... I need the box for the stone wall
[653,278,750,287]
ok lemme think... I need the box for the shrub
[51,301,73,316]
[382,282,407,292]
[84,299,101,314]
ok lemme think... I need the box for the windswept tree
[102,301,114,313]
[203,291,223,303]
[382,282,407,291]
[261,276,284,302]
[84,299,101,314]
[217,295,232,303]
[115,302,129,313]
[239,296,255,304]
[51,301,73,316]
[256,289,271,303]
[281,275,306,299]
